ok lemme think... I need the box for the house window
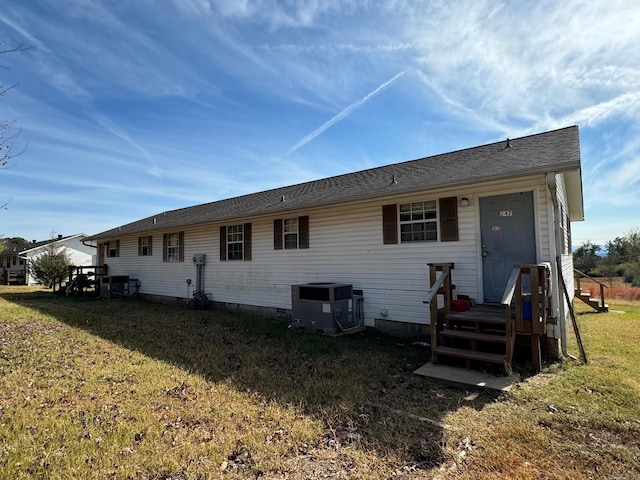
[383,197,458,244]
[163,232,184,262]
[274,216,310,250]
[399,201,438,242]
[220,223,252,261]
[284,218,298,249]
[138,236,153,256]
[107,240,120,258]
[227,224,244,260]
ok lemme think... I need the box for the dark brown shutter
[148,236,153,256]
[274,219,283,250]
[382,204,398,244]
[298,215,309,249]
[178,231,185,262]
[243,223,252,261]
[162,234,168,262]
[219,226,227,261]
[439,197,459,242]
[115,239,120,257]
[138,237,143,256]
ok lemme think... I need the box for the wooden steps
[440,329,506,343]
[433,346,506,364]
[426,263,553,376]
[433,304,512,374]
[574,289,608,312]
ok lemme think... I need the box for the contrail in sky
[285,71,405,156]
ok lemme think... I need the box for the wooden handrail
[501,267,521,306]
[574,268,608,312]
[425,263,454,364]
[574,268,609,289]
[424,271,449,304]
[500,264,551,372]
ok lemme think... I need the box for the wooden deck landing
[445,303,507,322]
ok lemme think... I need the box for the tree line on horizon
[573,228,640,286]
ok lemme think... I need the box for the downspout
[82,239,101,268]
[546,172,568,356]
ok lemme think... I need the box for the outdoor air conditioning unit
[291,283,360,334]
[100,275,129,298]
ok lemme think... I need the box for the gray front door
[480,192,536,303]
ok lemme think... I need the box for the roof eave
[88,162,582,241]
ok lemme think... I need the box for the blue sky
[1,0,639,248]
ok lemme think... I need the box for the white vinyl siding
[101,175,559,333]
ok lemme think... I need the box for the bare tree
[1,42,34,210]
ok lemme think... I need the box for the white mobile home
[88,126,584,369]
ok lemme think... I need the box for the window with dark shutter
[382,204,398,244]
[163,232,184,262]
[439,197,459,242]
[275,216,310,250]
[222,224,251,260]
[138,236,152,256]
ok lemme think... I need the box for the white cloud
[285,71,405,156]
[405,1,640,129]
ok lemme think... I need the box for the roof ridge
[88,126,580,240]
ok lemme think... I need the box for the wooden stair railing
[425,263,453,364]
[503,264,551,372]
[426,263,551,374]
[574,269,608,312]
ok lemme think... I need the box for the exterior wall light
[460,197,470,207]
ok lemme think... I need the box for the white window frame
[139,236,151,256]
[283,217,299,249]
[399,200,438,242]
[166,233,181,262]
[227,224,244,260]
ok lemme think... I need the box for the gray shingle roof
[89,126,581,240]
[0,235,81,257]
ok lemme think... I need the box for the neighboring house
[0,234,96,285]
[87,126,583,358]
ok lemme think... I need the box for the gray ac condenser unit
[290,282,356,334]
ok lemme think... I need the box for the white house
[0,234,96,285]
[88,126,583,367]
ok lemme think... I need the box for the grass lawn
[1,286,639,479]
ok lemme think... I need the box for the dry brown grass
[0,287,488,479]
[1,286,639,479]
[578,276,640,302]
